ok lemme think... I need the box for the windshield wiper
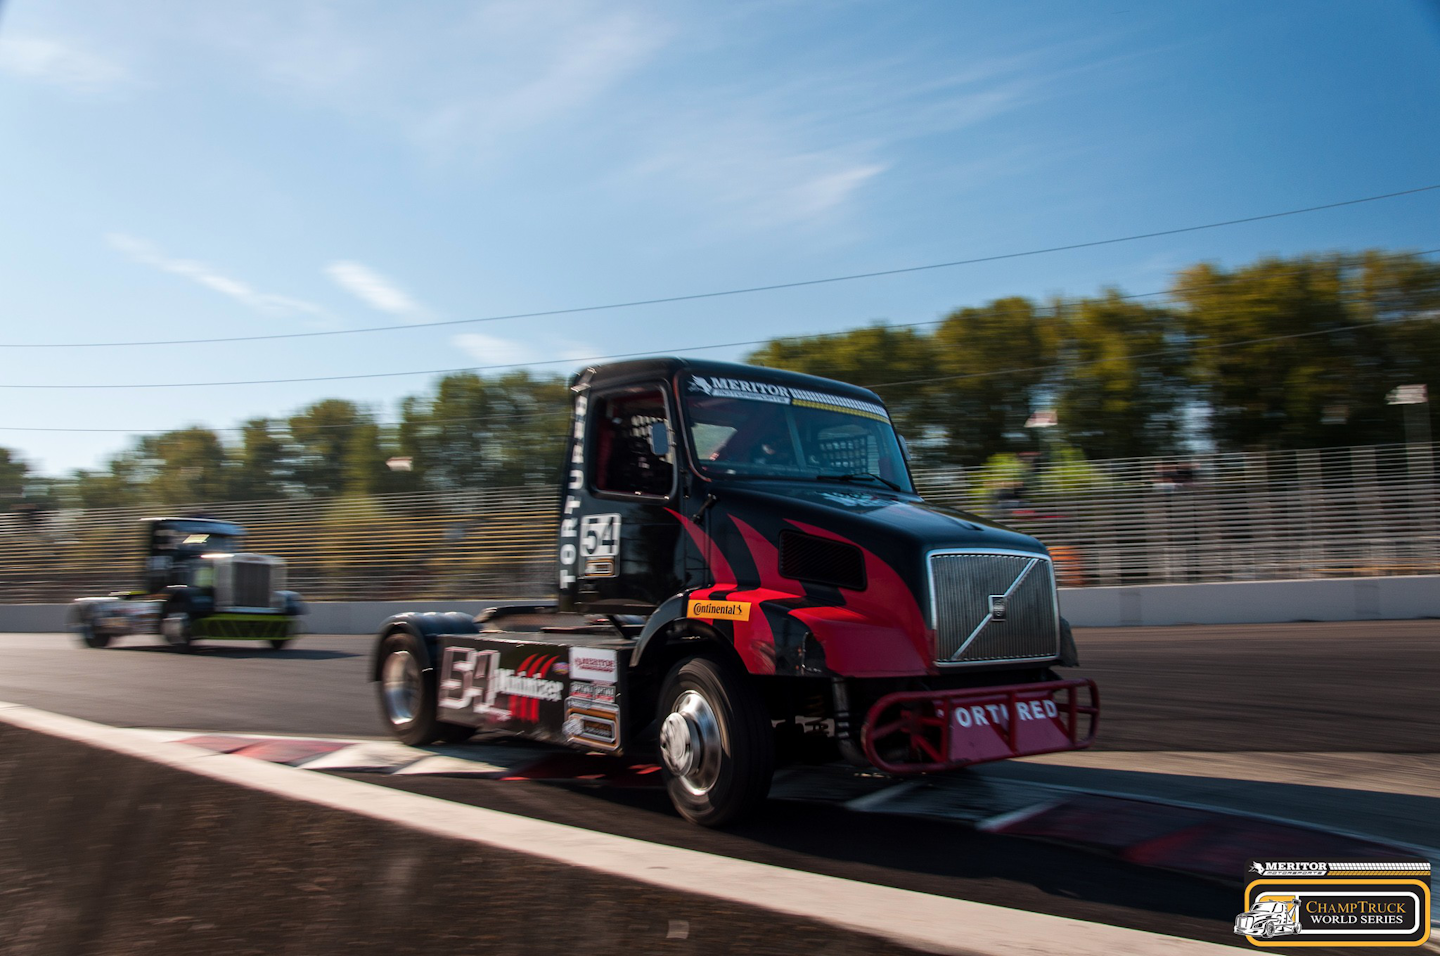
[816,472,904,493]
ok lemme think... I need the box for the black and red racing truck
[371,358,1097,826]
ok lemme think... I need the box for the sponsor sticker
[686,374,890,421]
[570,647,619,683]
[1235,858,1430,947]
[687,598,751,621]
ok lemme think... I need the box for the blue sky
[2,0,1438,475]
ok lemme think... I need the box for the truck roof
[142,517,246,537]
[572,357,886,406]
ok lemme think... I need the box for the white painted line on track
[975,799,1065,833]
[844,779,927,812]
[3,700,1237,956]
[390,754,514,775]
[290,741,429,771]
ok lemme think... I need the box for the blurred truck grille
[929,551,1059,664]
[231,560,273,609]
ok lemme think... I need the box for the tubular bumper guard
[861,678,1099,774]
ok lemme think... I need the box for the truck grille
[929,551,1059,664]
[231,559,273,609]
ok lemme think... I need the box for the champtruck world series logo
[1235,858,1431,947]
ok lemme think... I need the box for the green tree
[1357,251,1440,442]
[144,427,231,505]
[1052,293,1189,460]
[230,418,290,501]
[398,371,570,489]
[0,448,28,511]
[747,324,936,450]
[1173,255,1394,450]
[288,400,390,497]
[925,297,1059,465]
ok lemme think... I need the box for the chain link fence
[2,442,1435,603]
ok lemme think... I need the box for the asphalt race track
[3,620,1436,953]
[1,620,1434,750]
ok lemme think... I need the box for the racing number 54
[581,514,620,558]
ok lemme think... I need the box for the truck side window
[592,388,674,496]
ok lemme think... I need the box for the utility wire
[6,246,1437,391]
[5,244,1434,397]
[2,184,1437,350]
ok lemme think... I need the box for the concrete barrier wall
[1057,575,1440,627]
[3,576,1438,633]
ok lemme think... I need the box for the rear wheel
[657,655,773,827]
[377,631,473,746]
[71,608,111,649]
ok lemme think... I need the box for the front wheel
[376,631,474,746]
[162,609,194,653]
[657,655,774,827]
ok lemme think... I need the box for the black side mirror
[649,421,670,457]
[898,435,912,462]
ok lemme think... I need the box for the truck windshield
[160,531,240,555]
[682,373,912,492]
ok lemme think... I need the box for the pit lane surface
[2,621,1435,953]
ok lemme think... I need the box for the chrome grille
[929,551,1059,664]
[231,559,273,609]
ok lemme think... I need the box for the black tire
[269,618,301,651]
[71,608,111,649]
[376,631,472,746]
[162,603,195,653]
[436,723,476,745]
[657,654,774,827]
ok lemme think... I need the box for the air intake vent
[779,531,866,590]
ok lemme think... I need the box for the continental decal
[687,598,751,621]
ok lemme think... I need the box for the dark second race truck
[372,358,1098,826]
[71,517,305,652]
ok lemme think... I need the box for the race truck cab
[70,517,305,652]
[372,358,1098,825]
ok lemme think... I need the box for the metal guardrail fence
[1,442,1435,603]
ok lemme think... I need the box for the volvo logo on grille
[988,594,1008,621]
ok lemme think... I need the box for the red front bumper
[861,678,1099,774]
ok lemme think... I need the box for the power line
[3,184,1437,350]
[5,299,1420,434]
[2,246,1435,400]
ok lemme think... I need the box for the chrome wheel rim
[382,650,421,725]
[660,689,722,796]
[162,612,189,644]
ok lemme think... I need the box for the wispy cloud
[616,47,1056,234]
[107,233,329,320]
[189,2,667,165]
[452,332,597,369]
[0,35,133,95]
[325,261,423,318]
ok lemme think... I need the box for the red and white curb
[6,703,1235,956]
[129,729,1437,894]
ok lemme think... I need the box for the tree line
[3,249,1436,511]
